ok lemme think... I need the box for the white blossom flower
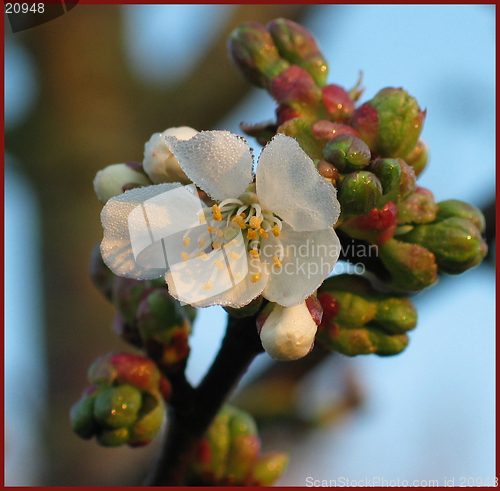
[143,126,198,184]
[259,301,318,361]
[100,130,341,309]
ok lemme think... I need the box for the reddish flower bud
[322,84,355,122]
[270,65,322,106]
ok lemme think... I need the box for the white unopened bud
[143,126,198,184]
[93,163,150,204]
[259,301,317,361]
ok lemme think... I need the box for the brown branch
[144,314,264,486]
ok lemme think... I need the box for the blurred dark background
[4,5,495,486]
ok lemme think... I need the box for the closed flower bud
[112,276,155,325]
[397,187,438,225]
[93,384,142,429]
[259,301,318,361]
[70,394,97,439]
[128,394,166,447]
[137,289,191,369]
[333,327,409,357]
[97,427,130,447]
[270,65,323,109]
[109,352,161,392]
[378,238,438,292]
[143,126,198,184]
[322,84,355,121]
[267,18,328,87]
[404,138,428,177]
[252,452,289,486]
[228,22,289,89]
[93,163,151,204]
[351,87,426,158]
[323,134,371,173]
[338,171,383,216]
[436,199,486,233]
[340,201,398,243]
[369,158,416,205]
[317,275,416,356]
[398,217,487,274]
[226,410,260,483]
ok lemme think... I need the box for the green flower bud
[88,353,117,386]
[351,88,426,158]
[378,238,438,292]
[404,138,428,177]
[252,452,289,486]
[398,217,487,274]
[70,395,97,439]
[137,289,191,369]
[436,200,486,233]
[128,394,166,447]
[397,187,438,225]
[93,163,151,204]
[323,135,371,173]
[277,118,324,160]
[93,385,142,429]
[97,427,130,447]
[374,297,417,334]
[338,171,383,215]
[112,277,155,325]
[267,18,328,86]
[330,327,409,357]
[330,291,377,328]
[228,22,289,89]
[205,406,233,481]
[369,158,416,205]
[226,410,260,483]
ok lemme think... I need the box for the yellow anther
[198,237,206,248]
[198,212,206,224]
[213,240,222,250]
[217,228,224,239]
[249,249,259,259]
[259,228,269,238]
[203,281,214,291]
[196,252,208,260]
[212,204,222,221]
[231,215,247,229]
[207,226,216,234]
[234,272,243,281]
[249,216,263,229]
[181,252,189,262]
[246,229,258,240]
[251,273,262,283]
[273,256,282,268]
[214,259,224,270]
[240,212,246,219]
[272,225,281,237]
[229,251,240,260]
[183,237,191,248]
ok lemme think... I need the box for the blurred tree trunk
[5,4,309,485]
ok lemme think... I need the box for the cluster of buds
[70,353,170,447]
[189,405,288,486]
[316,275,417,356]
[230,18,487,299]
[90,244,193,372]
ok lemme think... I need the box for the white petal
[260,222,340,307]
[259,302,317,361]
[164,130,254,201]
[166,255,269,309]
[256,133,340,232]
[100,183,206,280]
[143,127,198,184]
